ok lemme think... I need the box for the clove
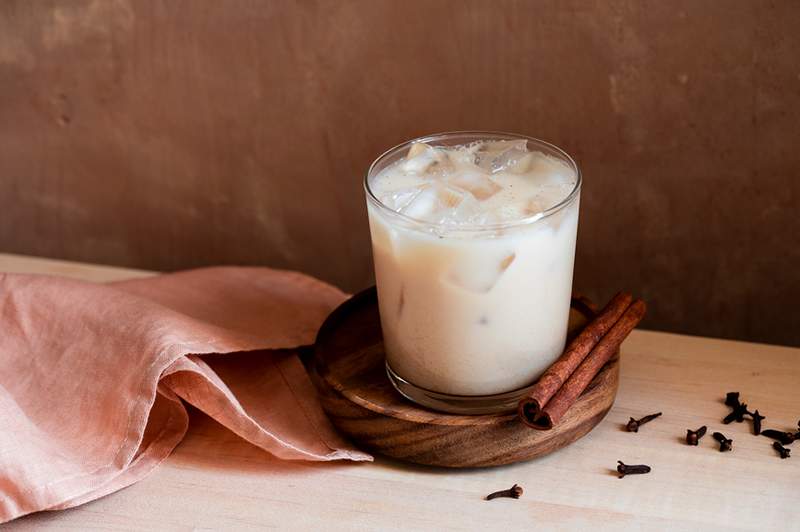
[761,429,796,446]
[712,431,733,452]
[723,402,748,424]
[616,461,651,478]
[773,441,791,459]
[686,425,707,446]
[724,392,741,407]
[485,484,523,501]
[750,410,765,435]
[626,412,662,432]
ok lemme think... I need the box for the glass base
[385,362,534,415]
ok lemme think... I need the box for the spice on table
[750,410,765,435]
[773,442,791,459]
[723,402,749,424]
[616,461,651,478]
[724,392,741,407]
[761,429,796,446]
[626,412,663,432]
[712,432,733,452]
[519,297,646,430]
[485,484,524,500]
[686,425,707,446]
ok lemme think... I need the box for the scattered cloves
[686,425,707,446]
[773,441,791,459]
[750,410,765,435]
[626,412,663,432]
[761,429,796,446]
[712,431,733,452]
[485,484,523,500]
[616,461,651,478]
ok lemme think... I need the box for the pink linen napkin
[0,267,372,523]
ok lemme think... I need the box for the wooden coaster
[311,287,618,468]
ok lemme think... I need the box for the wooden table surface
[2,253,798,531]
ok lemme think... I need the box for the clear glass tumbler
[364,131,581,414]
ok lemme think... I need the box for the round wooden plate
[311,287,618,468]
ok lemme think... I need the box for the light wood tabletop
[2,253,798,531]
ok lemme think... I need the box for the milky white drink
[365,133,580,409]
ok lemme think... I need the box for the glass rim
[363,130,582,234]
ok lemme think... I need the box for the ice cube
[399,185,439,219]
[425,155,455,179]
[398,183,485,225]
[440,190,482,225]
[435,184,465,209]
[381,187,422,211]
[401,143,444,174]
[475,140,528,172]
[446,143,480,166]
[491,147,529,173]
[494,203,530,222]
[407,142,428,159]
[483,139,528,153]
[488,141,531,174]
[505,152,535,174]
[499,253,516,271]
[448,171,502,200]
[432,184,482,225]
[526,152,575,184]
[523,196,547,216]
[445,250,517,293]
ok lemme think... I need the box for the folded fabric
[0,267,371,523]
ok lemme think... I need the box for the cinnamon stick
[570,293,599,316]
[526,299,647,430]
[518,292,633,427]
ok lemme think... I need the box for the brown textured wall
[0,0,798,345]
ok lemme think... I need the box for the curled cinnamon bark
[517,292,633,426]
[521,299,647,430]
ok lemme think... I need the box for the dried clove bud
[735,405,748,423]
[686,426,707,446]
[712,431,733,452]
[626,412,663,432]
[485,484,524,500]
[616,461,651,478]
[773,441,791,459]
[761,429,796,446]
[750,410,765,435]
[723,402,748,424]
[724,392,741,407]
